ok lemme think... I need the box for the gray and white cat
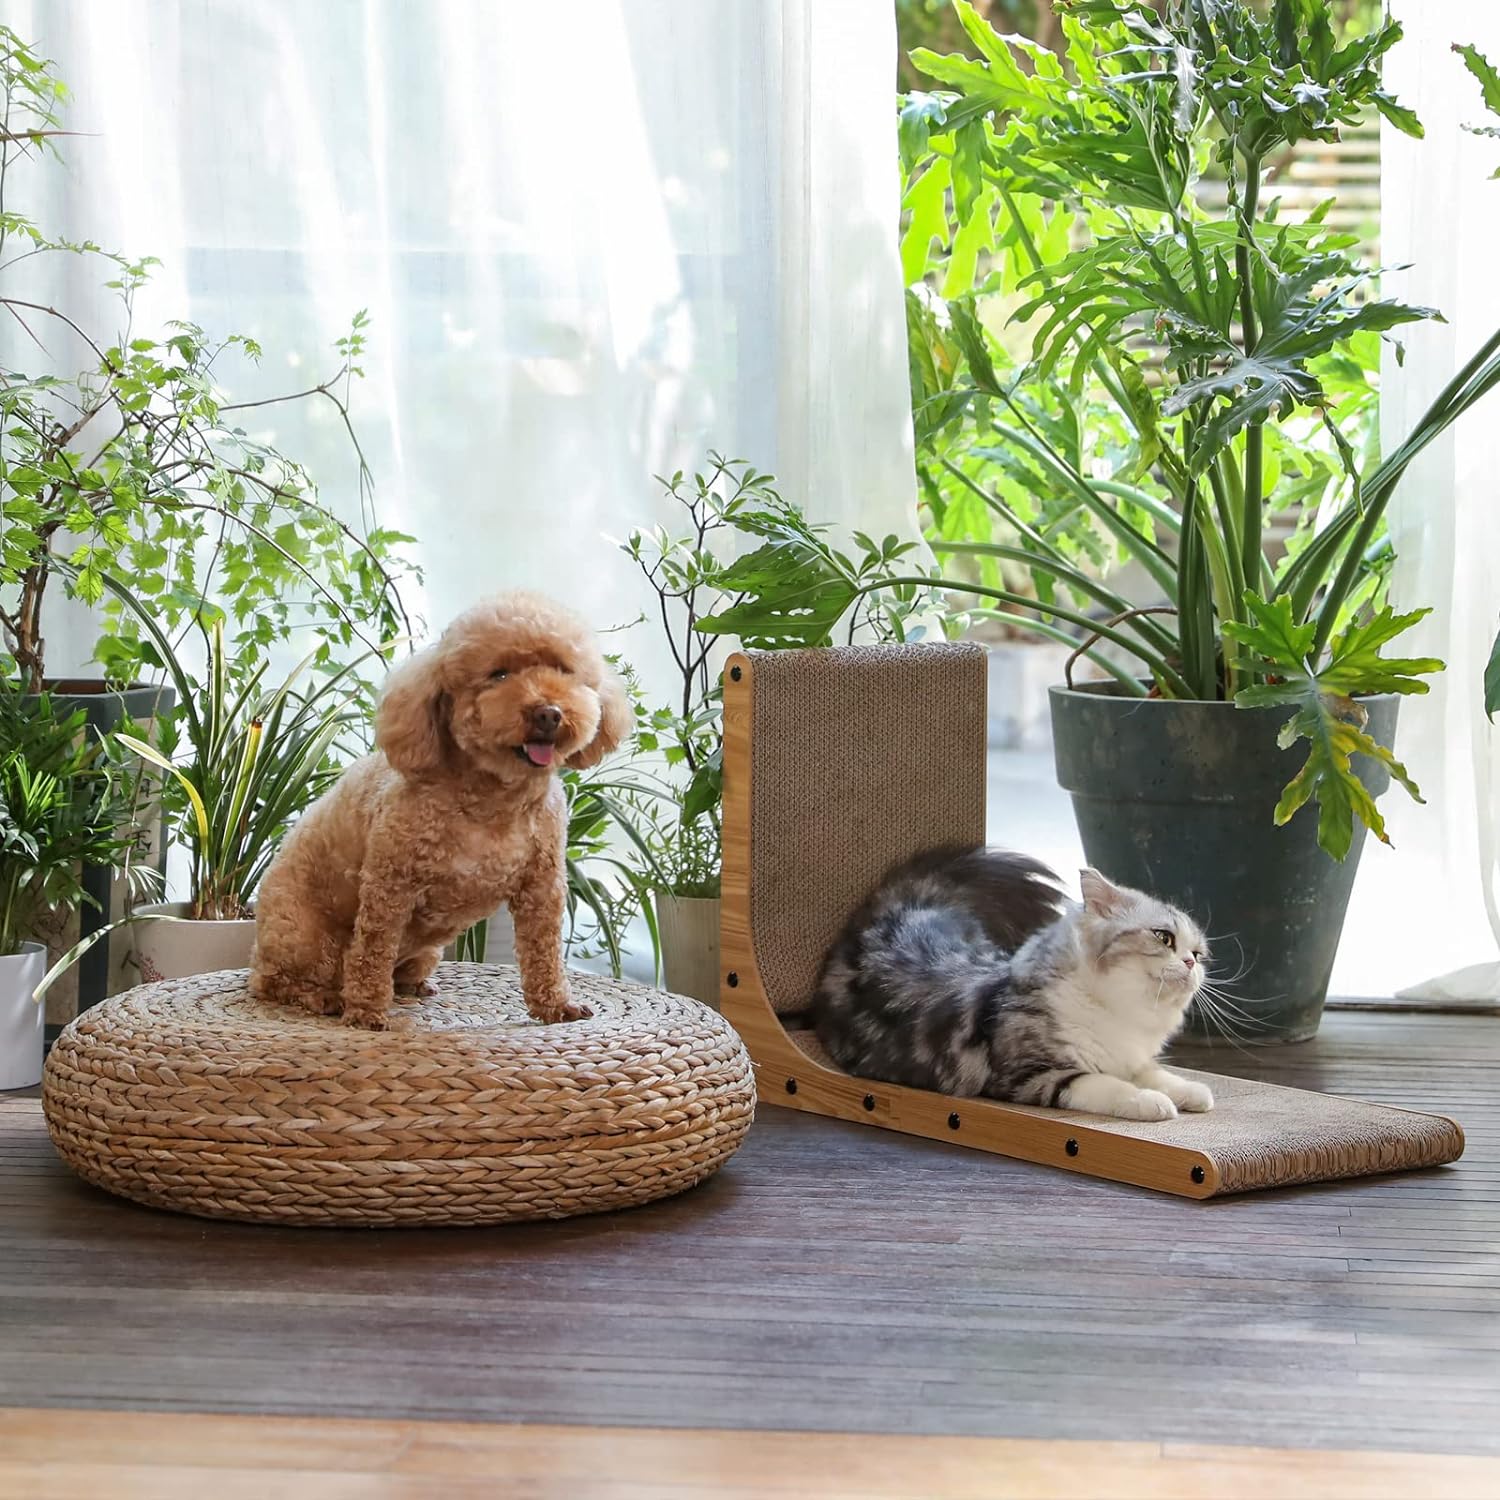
[811,848,1214,1121]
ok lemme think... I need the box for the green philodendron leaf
[1373,91,1424,140]
[898,91,948,172]
[1318,606,1443,696]
[1455,42,1500,119]
[947,299,1003,397]
[1486,623,1500,722]
[1224,590,1318,666]
[901,157,951,287]
[1163,254,1438,471]
[1226,593,1442,860]
[908,48,1035,121]
[681,748,722,827]
[951,118,988,226]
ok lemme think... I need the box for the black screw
[730,665,742,681]
[1065,1138,1079,1157]
[948,1112,961,1130]
[862,1094,876,1112]
[726,972,739,988]
[785,1078,798,1095]
[1191,1165,1206,1184]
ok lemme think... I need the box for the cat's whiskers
[1188,988,1265,1053]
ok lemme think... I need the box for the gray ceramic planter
[1050,682,1400,1044]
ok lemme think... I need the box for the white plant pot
[133,902,257,983]
[653,893,721,1009]
[0,942,46,1090]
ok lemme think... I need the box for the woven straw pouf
[42,962,755,1228]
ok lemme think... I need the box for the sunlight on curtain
[5,0,916,695]
[1334,0,1500,1001]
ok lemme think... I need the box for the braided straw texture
[43,963,756,1228]
[747,642,988,1015]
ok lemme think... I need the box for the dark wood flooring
[2,1011,1497,1456]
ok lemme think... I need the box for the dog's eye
[1151,928,1174,947]
[489,668,510,681]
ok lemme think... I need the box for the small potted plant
[0,691,147,1088]
[109,587,381,982]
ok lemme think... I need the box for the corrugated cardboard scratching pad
[42,962,755,1227]
[719,641,1465,1198]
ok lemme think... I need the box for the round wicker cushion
[42,962,755,1228]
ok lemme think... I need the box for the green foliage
[621,456,946,896]
[102,573,382,921]
[1455,42,1500,155]
[0,688,149,956]
[1457,42,1500,714]
[1225,594,1437,858]
[900,0,1500,859]
[0,26,418,695]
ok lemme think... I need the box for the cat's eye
[489,667,510,681]
[1151,928,1175,947]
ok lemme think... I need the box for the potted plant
[0,26,415,1015]
[107,585,381,982]
[622,456,949,1003]
[884,0,1500,1039]
[0,691,147,1088]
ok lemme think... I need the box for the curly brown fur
[249,591,632,1029]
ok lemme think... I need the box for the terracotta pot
[132,902,256,983]
[0,943,47,1090]
[654,893,721,1008]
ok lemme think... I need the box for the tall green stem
[853,574,1193,698]
[1236,154,1265,609]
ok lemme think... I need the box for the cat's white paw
[1116,1088,1177,1122]
[1167,1079,1215,1113]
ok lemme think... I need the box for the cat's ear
[1080,868,1127,917]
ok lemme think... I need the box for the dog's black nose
[530,704,562,737]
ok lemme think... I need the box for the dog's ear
[376,646,450,775]
[567,669,632,770]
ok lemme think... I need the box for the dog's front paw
[340,1002,390,1031]
[529,994,594,1024]
[395,978,439,1002]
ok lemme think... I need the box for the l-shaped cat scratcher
[718,641,1464,1199]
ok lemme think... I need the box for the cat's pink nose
[1183,955,1196,969]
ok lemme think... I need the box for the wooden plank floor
[1,1011,1496,1459]
[3,1409,1499,1500]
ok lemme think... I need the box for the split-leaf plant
[895,0,1500,859]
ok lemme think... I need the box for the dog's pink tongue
[524,742,555,767]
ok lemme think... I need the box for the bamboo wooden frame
[718,649,1221,1200]
[717,648,1463,1201]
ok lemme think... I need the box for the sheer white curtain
[4,0,916,692]
[1338,0,1500,1001]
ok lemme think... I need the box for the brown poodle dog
[249,592,632,1029]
